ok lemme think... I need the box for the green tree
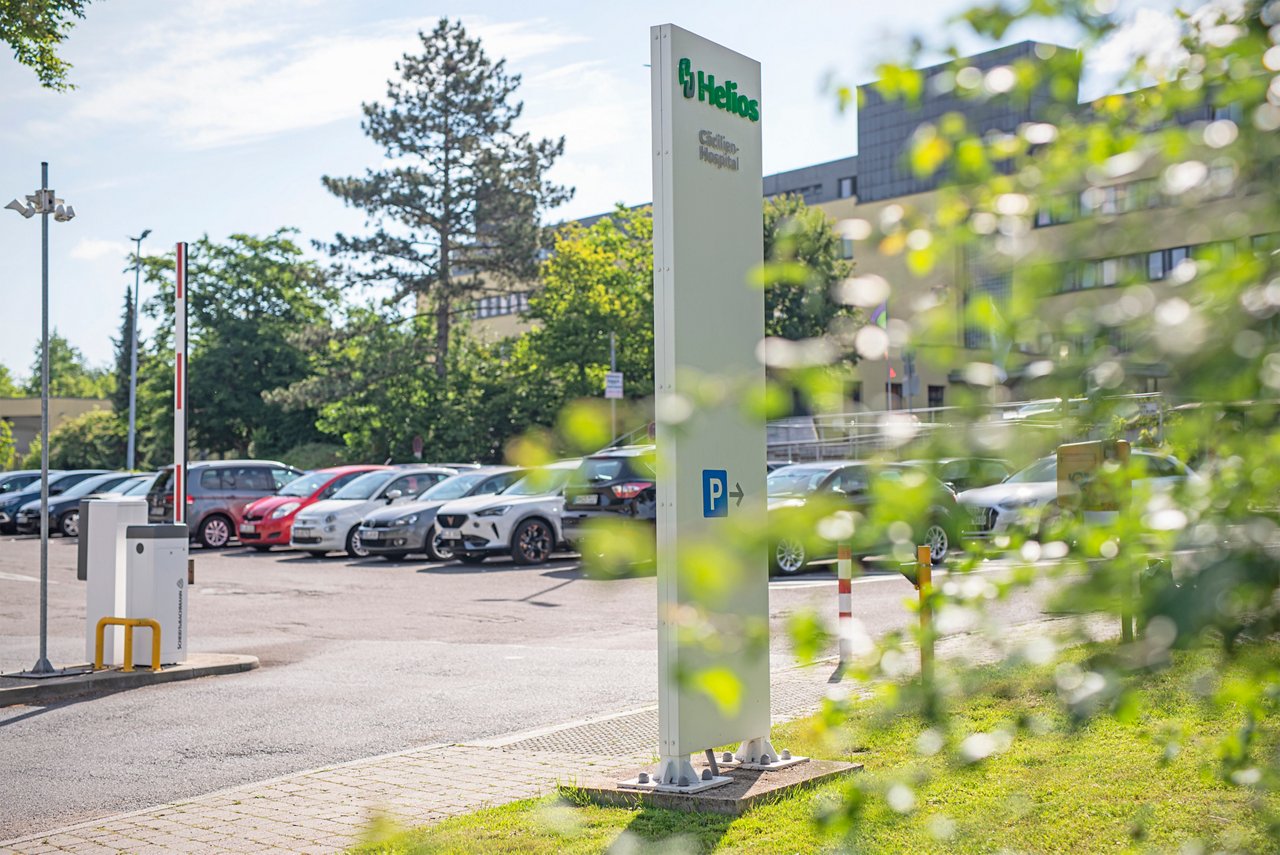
[523,205,655,404]
[23,331,113,398]
[267,306,444,463]
[761,194,857,341]
[0,0,90,90]
[140,230,337,458]
[0,418,14,469]
[109,286,134,421]
[23,408,123,469]
[0,364,19,397]
[322,17,572,382]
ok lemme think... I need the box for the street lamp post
[126,229,151,470]
[5,162,76,677]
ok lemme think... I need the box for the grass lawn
[352,641,1280,854]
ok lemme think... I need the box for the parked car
[0,470,44,495]
[436,459,583,566]
[767,461,963,574]
[0,470,104,534]
[290,467,455,558]
[239,465,390,551]
[15,471,137,536]
[957,450,1200,540]
[360,466,525,562]
[903,457,1014,493]
[560,446,656,561]
[144,461,305,548]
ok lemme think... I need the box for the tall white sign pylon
[650,23,771,789]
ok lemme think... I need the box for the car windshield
[1004,457,1058,484]
[418,471,493,501]
[121,476,153,496]
[767,467,836,497]
[279,471,333,498]
[504,467,573,497]
[331,470,395,500]
[60,473,127,499]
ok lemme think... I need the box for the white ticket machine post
[82,497,149,665]
[125,524,189,666]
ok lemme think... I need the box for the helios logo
[678,57,759,122]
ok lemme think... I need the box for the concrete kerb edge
[0,654,260,708]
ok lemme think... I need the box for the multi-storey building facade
[472,40,1262,411]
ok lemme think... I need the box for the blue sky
[0,0,1146,377]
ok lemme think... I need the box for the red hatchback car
[238,465,389,551]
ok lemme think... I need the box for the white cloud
[1091,7,1188,87]
[58,10,588,150]
[70,238,130,261]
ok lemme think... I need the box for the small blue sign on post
[702,469,728,518]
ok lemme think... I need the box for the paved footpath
[2,616,1111,854]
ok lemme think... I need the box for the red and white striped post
[837,541,853,664]
[173,242,188,525]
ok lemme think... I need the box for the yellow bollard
[916,545,934,686]
[93,617,162,674]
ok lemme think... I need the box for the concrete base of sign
[617,773,733,795]
[727,754,810,772]
[587,758,860,816]
[733,736,779,766]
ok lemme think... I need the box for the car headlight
[271,502,301,519]
[392,514,419,526]
[476,506,511,517]
[324,513,337,524]
[998,497,1041,510]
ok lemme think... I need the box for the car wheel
[772,538,808,575]
[511,518,553,566]
[345,527,369,559]
[59,511,79,538]
[923,522,950,564]
[199,515,233,549]
[380,552,409,562]
[457,553,488,565]
[425,526,454,562]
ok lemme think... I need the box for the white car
[435,459,582,565]
[290,467,455,558]
[958,451,1199,538]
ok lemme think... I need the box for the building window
[927,385,945,409]
[851,382,862,404]
[1100,258,1119,287]
[1148,250,1166,280]
[841,238,854,259]
[838,176,856,199]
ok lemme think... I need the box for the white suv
[435,459,581,565]
[291,467,454,558]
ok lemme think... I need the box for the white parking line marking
[0,571,50,584]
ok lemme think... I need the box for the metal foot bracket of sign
[629,24,771,794]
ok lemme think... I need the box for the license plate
[362,530,380,540]
[438,528,461,541]
[572,494,599,506]
[293,527,314,538]
[241,523,256,533]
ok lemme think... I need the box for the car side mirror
[385,490,402,502]
[49,486,64,496]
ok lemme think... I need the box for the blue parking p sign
[702,469,728,517]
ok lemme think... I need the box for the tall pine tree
[321,18,572,381]
[110,286,134,422]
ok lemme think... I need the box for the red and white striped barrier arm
[837,542,853,664]
[174,242,187,525]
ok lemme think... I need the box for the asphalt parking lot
[0,533,1053,839]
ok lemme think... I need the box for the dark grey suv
[146,460,303,548]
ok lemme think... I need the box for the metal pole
[610,332,617,441]
[916,544,933,686]
[33,162,53,675]
[126,232,147,470]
